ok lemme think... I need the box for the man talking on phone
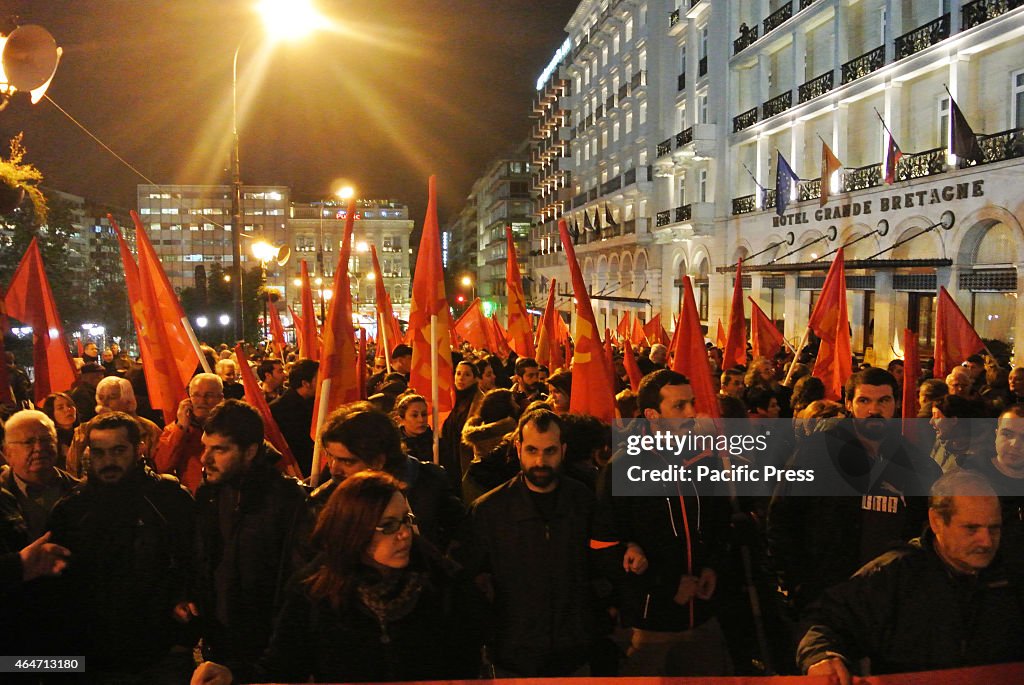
[155,373,225,493]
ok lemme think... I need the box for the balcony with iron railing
[958,127,1024,167]
[894,14,950,60]
[733,24,759,54]
[733,106,758,132]
[601,176,622,195]
[763,2,793,36]
[657,138,673,158]
[798,70,834,104]
[762,90,792,119]
[841,45,885,84]
[670,9,681,28]
[675,204,692,223]
[799,0,819,9]
[656,210,671,227]
[676,127,694,147]
[962,0,1024,30]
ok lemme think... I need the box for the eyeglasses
[374,511,416,536]
[9,437,57,450]
[190,392,224,401]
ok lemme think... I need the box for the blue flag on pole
[775,152,800,216]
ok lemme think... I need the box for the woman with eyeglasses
[191,471,482,685]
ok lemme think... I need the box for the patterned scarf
[355,569,429,644]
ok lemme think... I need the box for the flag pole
[309,377,331,487]
[180,316,213,373]
[430,314,440,465]
[377,311,392,374]
[782,327,811,387]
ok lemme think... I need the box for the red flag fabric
[715,319,727,350]
[267,293,286,359]
[807,248,852,401]
[933,286,986,379]
[111,218,171,424]
[2,239,76,403]
[234,343,302,478]
[558,219,615,422]
[631,316,647,346]
[820,141,843,207]
[884,133,903,185]
[75,338,84,357]
[723,260,747,370]
[298,260,319,361]
[749,297,787,362]
[563,337,572,371]
[623,338,642,392]
[131,212,200,412]
[644,313,670,346]
[312,198,361,440]
[902,328,920,435]
[669,277,720,418]
[490,315,513,359]
[408,176,454,414]
[357,328,367,401]
[290,306,305,357]
[454,298,499,353]
[369,245,402,359]
[505,226,535,358]
[535,278,560,370]
[616,312,632,343]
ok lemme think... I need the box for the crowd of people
[0,335,1022,684]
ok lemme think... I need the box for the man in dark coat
[798,471,1024,680]
[49,412,196,683]
[187,400,311,673]
[459,408,598,677]
[269,359,319,476]
[69,362,105,423]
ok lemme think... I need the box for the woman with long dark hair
[40,392,78,469]
[191,471,481,684]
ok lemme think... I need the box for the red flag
[631,315,647,347]
[266,293,286,358]
[75,337,84,357]
[902,328,920,436]
[616,312,632,343]
[715,319,727,350]
[131,212,201,413]
[563,337,572,371]
[298,260,319,361]
[723,259,747,370]
[290,306,305,357]
[535,279,560,370]
[312,198,361,440]
[505,226,535,357]
[749,297,787,362]
[807,248,852,401]
[820,141,843,207]
[623,338,642,392]
[111,218,172,424]
[408,176,454,414]
[2,239,76,403]
[370,245,402,360]
[490,315,512,359]
[884,133,903,185]
[357,328,367,401]
[604,327,615,387]
[559,219,615,422]
[454,298,498,352]
[933,286,986,379]
[669,277,720,418]
[644,313,670,346]
[234,343,302,478]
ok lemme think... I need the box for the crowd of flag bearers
[1,174,1023,684]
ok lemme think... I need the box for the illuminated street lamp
[252,240,279,340]
[230,0,326,341]
[460,274,476,301]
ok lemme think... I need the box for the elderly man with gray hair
[798,470,1024,683]
[155,373,224,492]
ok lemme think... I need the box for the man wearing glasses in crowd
[155,373,225,493]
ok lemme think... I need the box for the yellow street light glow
[338,186,355,200]
[315,277,323,287]
[323,289,333,300]
[366,272,375,281]
[255,0,325,42]
[461,275,473,287]
[251,240,276,261]
[355,241,369,253]
[293,278,303,287]
[223,274,231,282]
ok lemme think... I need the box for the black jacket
[401,426,434,463]
[47,466,196,672]
[592,446,728,631]
[247,540,483,683]
[767,421,941,611]
[459,473,597,676]
[269,388,316,476]
[193,456,312,671]
[798,532,1024,674]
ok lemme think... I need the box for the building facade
[527,0,1024,366]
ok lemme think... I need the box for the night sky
[0,1,580,228]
